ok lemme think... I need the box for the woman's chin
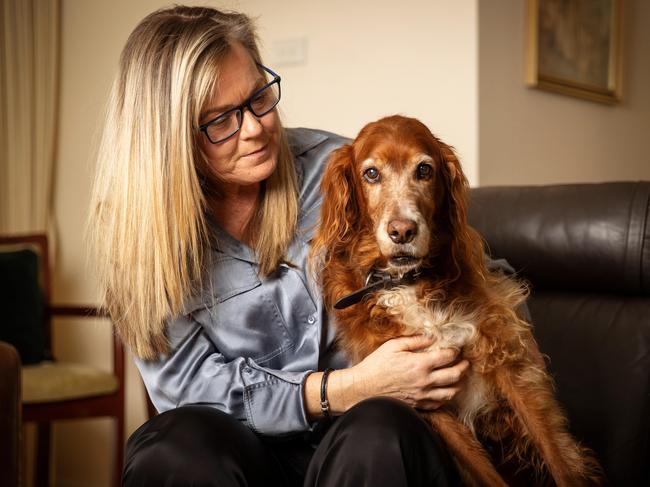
[251,156,278,182]
[217,158,278,190]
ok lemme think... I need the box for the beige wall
[49,1,478,486]
[241,0,479,182]
[479,0,650,185]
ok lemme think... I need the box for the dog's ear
[311,144,358,263]
[439,142,469,232]
[437,142,485,281]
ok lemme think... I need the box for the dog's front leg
[493,365,603,486]
[425,410,508,487]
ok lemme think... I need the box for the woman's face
[198,43,281,193]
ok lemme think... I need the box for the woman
[88,5,469,486]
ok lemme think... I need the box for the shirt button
[307,315,316,324]
[243,366,252,374]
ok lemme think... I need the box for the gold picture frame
[525,0,623,104]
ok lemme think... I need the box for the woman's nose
[239,109,263,139]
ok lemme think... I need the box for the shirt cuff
[243,360,313,436]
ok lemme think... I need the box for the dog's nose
[387,219,417,244]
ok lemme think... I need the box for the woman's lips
[242,144,268,159]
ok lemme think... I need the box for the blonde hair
[88,6,298,360]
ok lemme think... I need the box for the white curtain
[0,0,60,238]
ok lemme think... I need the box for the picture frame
[525,0,623,104]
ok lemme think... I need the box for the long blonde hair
[88,6,298,360]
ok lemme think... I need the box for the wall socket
[271,37,308,66]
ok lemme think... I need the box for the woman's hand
[303,335,470,419]
[337,335,470,412]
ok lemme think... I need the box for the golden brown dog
[311,115,602,486]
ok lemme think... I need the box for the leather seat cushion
[529,291,650,487]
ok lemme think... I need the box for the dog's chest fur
[375,286,494,431]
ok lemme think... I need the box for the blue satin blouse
[136,127,350,436]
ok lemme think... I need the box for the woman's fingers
[389,334,435,352]
[428,359,470,387]
[425,385,462,403]
[352,336,471,407]
[424,347,459,369]
[415,385,461,410]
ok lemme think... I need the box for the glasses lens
[201,75,281,144]
[205,110,242,144]
[249,80,281,117]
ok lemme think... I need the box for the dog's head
[313,115,478,282]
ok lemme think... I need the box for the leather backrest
[468,182,650,295]
[468,182,650,487]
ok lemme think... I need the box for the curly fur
[311,115,602,486]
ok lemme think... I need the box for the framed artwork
[525,0,623,104]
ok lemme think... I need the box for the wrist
[328,368,360,414]
[304,371,324,420]
[303,367,365,420]
[320,368,334,419]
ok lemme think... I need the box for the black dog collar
[333,269,420,310]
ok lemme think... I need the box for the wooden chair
[0,234,124,487]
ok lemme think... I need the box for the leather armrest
[0,341,21,487]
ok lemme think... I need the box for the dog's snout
[387,219,417,244]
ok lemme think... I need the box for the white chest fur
[375,286,493,431]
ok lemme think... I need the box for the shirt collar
[287,127,328,157]
[206,217,258,264]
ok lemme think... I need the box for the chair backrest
[468,182,650,487]
[0,234,52,363]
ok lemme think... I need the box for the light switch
[272,38,307,66]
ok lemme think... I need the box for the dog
[311,115,602,486]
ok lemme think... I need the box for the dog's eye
[416,163,433,180]
[363,167,380,183]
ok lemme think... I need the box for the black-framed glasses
[199,64,281,144]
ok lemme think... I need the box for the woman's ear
[311,144,358,261]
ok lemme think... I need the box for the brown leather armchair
[0,341,21,487]
[468,182,650,487]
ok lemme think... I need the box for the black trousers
[123,397,461,486]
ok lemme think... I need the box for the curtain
[0,0,60,239]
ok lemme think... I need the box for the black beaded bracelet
[320,368,334,419]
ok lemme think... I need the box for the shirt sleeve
[135,311,313,436]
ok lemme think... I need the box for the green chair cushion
[0,248,45,364]
[22,361,119,403]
